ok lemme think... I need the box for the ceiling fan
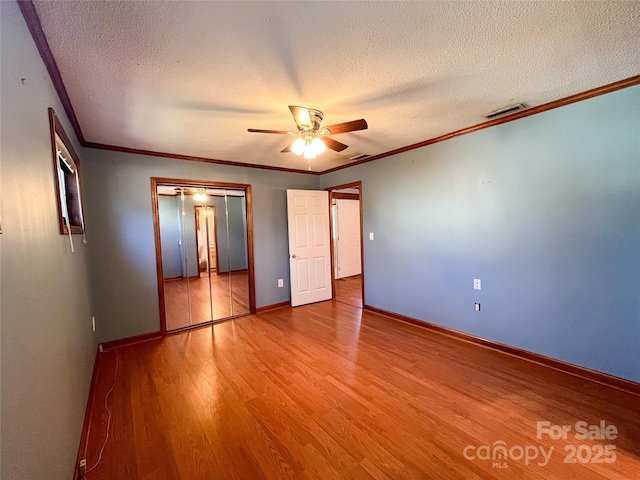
[248,106,368,169]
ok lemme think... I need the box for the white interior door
[335,199,362,278]
[287,190,332,307]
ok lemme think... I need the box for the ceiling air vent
[483,103,527,120]
[350,153,370,161]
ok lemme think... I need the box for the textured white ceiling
[34,1,640,172]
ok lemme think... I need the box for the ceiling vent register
[483,103,527,119]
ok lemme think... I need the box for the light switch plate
[369,232,374,240]
[474,279,481,290]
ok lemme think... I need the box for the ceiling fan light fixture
[311,137,326,155]
[291,138,305,155]
[193,188,207,203]
[303,146,316,160]
[248,105,368,166]
[291,136,325,159]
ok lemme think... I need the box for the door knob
[291,254,297,259]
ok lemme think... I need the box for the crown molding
[322,75,640,174]
[84,142,322,175]
[18,0,86,145]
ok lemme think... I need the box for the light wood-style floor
[163,271,250,331]
[84,301,640,479]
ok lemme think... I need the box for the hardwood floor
[163,271,250,331]
[334,275,362,309]
[83,301,640,479]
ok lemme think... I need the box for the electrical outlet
[474,279,481,290]
[474,303,481,311]
[369,232,374,240]
[92,316,96,332]
[277,279,284,288]
[78,459,87,477]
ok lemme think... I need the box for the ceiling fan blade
[289,105,312,129]
[281,144,292,153]
[247,128,289,134]
[324,119,368,135]
[323,137,349,152]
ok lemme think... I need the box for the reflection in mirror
[228,191,250,315]
[154,181,252,333]
[158,188,191,329]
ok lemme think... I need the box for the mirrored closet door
[152,178,254,333]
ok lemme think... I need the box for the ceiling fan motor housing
[303,108,324,132]
[247,106,368,161]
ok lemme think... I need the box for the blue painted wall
[158,195,183,278]
[224,195,249,272]
[82,149,319,343]
[1,2,97,478]
[321,85,640,382]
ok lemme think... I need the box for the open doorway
[195,206,218,276]
[326,182,364,309]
